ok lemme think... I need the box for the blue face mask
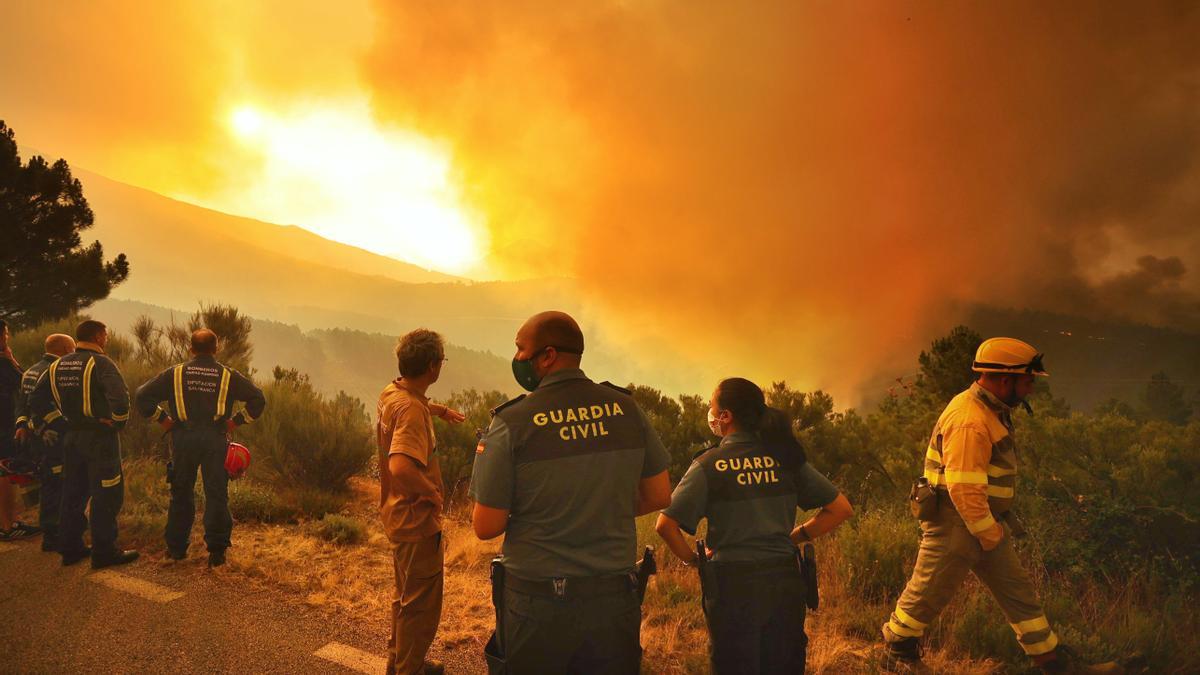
[512,348,547,392]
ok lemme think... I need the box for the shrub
[229,480,292,523]
[309,514,368,545]
[835,505,919,602]
[240,374,373,492]
[292,486,348,519]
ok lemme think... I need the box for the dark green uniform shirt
[470,368,670,580]
[663,431,838,562]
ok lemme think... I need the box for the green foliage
[292,486,348,519]
[308,513,368,545]
[916,325,983,403]
[128,304,254,373]
[1141,371,1192,425]
[239,375,373,493]
[0,121,129,329]
[433,388,510,490]
[627,385,709,481]
[834,506,919,601]
[228,480,292,523]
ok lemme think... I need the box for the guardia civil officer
[656,377,853,674]
[13,333,76,551]
[28,320,138,568]
[470,311,672,674]
[134,329,265,566]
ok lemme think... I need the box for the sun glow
[216,101,486,275]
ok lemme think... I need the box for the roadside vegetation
[9,312,1197,673]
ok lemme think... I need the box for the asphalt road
[0,537,482,674]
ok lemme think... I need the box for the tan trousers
[882,502,1058,657]
[388,532,445,675]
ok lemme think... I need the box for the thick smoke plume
[365,1,1200,396]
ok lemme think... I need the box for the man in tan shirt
[377,329,465,675]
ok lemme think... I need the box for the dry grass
[103,472,1065,673]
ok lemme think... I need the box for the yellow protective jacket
[923,383,1017,549]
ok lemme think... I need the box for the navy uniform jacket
[29,342,130,431]
[134,354,265,429]
[1,356,22,455]
[14,354,57,432]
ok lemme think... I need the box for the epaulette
[599,381,632,395]
[490,394,526,416]
[691,443,719,462]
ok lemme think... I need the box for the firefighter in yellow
[881,338,1124,674]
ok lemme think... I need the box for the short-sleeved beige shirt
[376,379,443,542]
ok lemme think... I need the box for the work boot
[880,638,933,674]
[423,660,445,675]
[207,550,226,567]
[1035,646,1125,674]
[61,546,93,566]
[92,549,140,569]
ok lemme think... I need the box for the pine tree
[0,120,129,328]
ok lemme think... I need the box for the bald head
[519,311,585,355]
[45,333,75,357]
[191,328,218,355]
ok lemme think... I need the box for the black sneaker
[207,550,226,567]
[5,521,42,540]
[92,549,140,569]
[62,547,93,566]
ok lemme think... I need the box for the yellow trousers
[882,501,1058,657]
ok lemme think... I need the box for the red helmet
[225,442,251,479]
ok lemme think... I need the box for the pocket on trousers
[410,532,444,579]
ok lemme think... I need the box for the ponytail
[758,406,807,469]
[715,378,807,468]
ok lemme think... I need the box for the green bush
[292,486,348,519]
[228,480,292,523]
[308,513,367,545]
[239,373,373,492]
[835,505,919,602]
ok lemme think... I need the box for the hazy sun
[215,101,486,275]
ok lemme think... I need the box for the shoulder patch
[490,394,526,416]
[599,381,632,395]
[691,443,719,462]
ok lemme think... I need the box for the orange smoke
[364,1,1200,397]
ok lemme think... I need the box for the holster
[910,477,939,521]
[635,545,656,603]
[797,542,819,610]
[695,539,716,614]
[484,556,507,674]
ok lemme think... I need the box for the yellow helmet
[972,337,1048,376]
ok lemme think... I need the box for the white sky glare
[184,99,489,277]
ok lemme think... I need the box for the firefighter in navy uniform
[470,311,673,674]
[13,333,76,551]
[656,377,853,674]
[134,328,265,567]
[29,320,138,568]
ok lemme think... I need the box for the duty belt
[711,555,798,573]
[506,572,635,600]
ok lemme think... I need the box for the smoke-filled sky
[2,1,1198,398]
